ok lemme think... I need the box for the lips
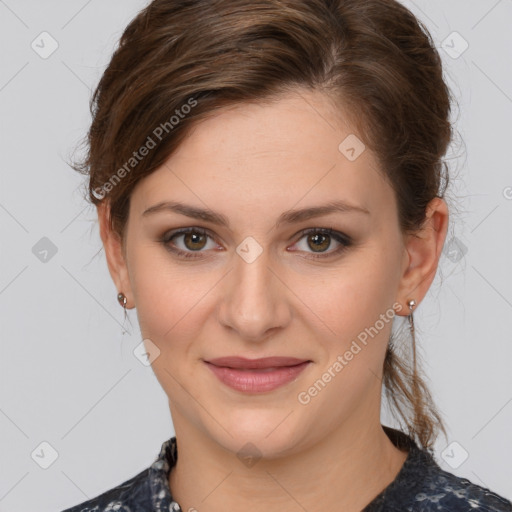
[205,356,310,370]
[204,356,312,393]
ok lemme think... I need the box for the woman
[62,0,512,510]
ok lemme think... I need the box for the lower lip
[205,361,311,393]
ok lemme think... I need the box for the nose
[216,242,292,342]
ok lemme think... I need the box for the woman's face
[118,90,411,457]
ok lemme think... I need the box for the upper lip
[205,356,310,369]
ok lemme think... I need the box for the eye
[160,227,352,260]
[161,227,219,259]
[290,228,352,259]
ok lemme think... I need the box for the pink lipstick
[204,356,311,393]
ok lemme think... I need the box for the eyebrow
[142,199,370,228]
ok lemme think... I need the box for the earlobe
[395,198,449,316]
[97,202,134,308]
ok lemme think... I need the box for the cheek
[130,256,211,396]
[298,252,400,341]
[293,257,399,420]
[127,243,210,341]
[135,273,210,343]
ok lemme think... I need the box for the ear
[395,197,449,316]
[97,202,135,309]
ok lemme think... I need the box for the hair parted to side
[71,0,452,451]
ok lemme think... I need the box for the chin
[206,408,309,461]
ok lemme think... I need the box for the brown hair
[71,0,452,451]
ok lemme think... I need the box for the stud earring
[407,298,416,325]
[117,292,127,309]
[117,292,130,334]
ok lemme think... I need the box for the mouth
[203,356,312,393]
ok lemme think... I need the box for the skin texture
[98,89,449,511]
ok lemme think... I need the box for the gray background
[0,0,511,510]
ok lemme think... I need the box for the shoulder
[370,469,512,512]
[369,428,512,512]
[386,449,511,511]
[409,463,512,512]
[399,471,512,512]
[59,467,152,512]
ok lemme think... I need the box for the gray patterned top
[61,427,512,511]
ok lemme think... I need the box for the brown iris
[307,232,330,252]
[183,231,208,251]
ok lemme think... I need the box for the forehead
[173,90,359,165]
[131,90,394,223]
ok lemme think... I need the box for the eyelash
[160,227,353,260]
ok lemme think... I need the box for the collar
[148,426,431,512]
[148,436,180,511]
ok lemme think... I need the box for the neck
[168,412,408,512]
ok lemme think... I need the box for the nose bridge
[219,236,289,340]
